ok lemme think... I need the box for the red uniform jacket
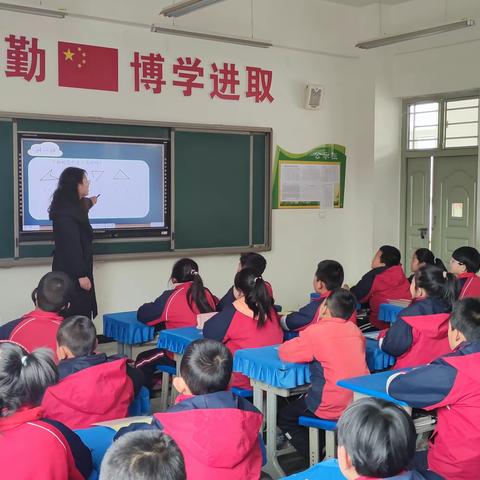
[457,272,480,299]
[203,303,284,389]
[41,358,134,429]
[8,309,64,361]
[389,342,480,480]
[279,317,369,419]
[351,265,412,330]
[380,297,451,369]
[0,406,92,480]
[138,281,217,329]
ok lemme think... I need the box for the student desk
[364,332,395,371]
[103,311,155,358]
[234,345,310,479]
[378,303,404,324]
[281,459,344,480]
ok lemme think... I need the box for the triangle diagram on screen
[90,170,104,181]
[40,169,58,181]
[113,169,129,180]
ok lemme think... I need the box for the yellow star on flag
[63,49,74,61]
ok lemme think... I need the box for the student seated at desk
[0,341,92,480]
[203,268,283,389]
[408,248,445,283]
[216,252,274,311]
[337,398,441,480]
[281,259,348,331]
[42,316,143,429]
[388,297,480,480]
[278,289,369,459]
[135,258,217,378]
[351,245,411,330]
[100,430,186,480]
[116,339,263,480]
[380,264,455,368]
[0,271,72,361]
[450,246,480,299]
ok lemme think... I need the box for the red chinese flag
[58,41,118,92]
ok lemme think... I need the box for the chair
[298,416,337,467]
[155,364,177,410]
[74,426,116,480]
[128,386,151,416]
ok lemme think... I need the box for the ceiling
[323,0,411,6]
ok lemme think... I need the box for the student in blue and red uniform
[0,271,72,362]
[380,264,456,368]
[135,258,217,381]
[388,297,480,480]
[0,341,92,480]
[337,398,442,480]
[351,245,411,330]
[278,289,369,458]
[450,246,480,299]
[41,316,143,429]
[216,252,274,311]
[408,248,445,283]
[203,268,283,389]
[281,259,348,331]
[115,339,263,480]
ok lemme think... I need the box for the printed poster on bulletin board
[272,144,346,209]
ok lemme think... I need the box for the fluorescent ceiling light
[160,0,226,18]
[151,24,272,48]
[0,2,66,18]
[356,19,475,49]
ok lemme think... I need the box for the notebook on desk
[387,299,411,307]
[197,312,217,329]
[94,416,152,431]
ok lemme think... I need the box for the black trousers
[278,395,325,459]
[135,348,176,390]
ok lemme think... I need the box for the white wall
[0,0,378,327]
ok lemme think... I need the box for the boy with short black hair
[388,297,480,480]
[351,245,411,330]
[281,259,347,331]
[337,397,441,480]
[278,289,369,458]
[0,271,72,360]
[100,430,186,480]
[116,339,263,480]
[41,315,145,429]
[217,252,274,311]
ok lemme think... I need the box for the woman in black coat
[49,167,99,318]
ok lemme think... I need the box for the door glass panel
[451,202,464,218]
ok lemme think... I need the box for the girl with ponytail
[204,268,283,390]
[408,248,446,283]
[135,258,217,384]
[0,341,92,479]
[380,264,456,368]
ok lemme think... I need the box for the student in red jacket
[42,316,141,429]
[0,341,92,480]
[281,259,349,331]
[203,268,283,389]
[100,430,186,480]
[351,245,411,330]
[0,271,72,361]
[115,339,263,480]
[388,297,480,480]
[216,252,274,311]
[450,246,480,299]
[380,264,456,368]
[337,398,442,480]
[278,289,369,458]
[135,258,217,380]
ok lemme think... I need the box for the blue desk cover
[103,311,155,345]
[378,303,405,324]
[365,337,395,371]
[281,459,344,480]
[233,345,310,389]
[157,327,203,354]
[337,369,409,407]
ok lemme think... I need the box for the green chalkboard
[0,116,271,263]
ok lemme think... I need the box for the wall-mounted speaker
[304,84,323,110]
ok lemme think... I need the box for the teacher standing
[49,167,99,318]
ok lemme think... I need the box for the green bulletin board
[272,144,346,209]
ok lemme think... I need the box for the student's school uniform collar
[322,316,349,324]
[458,271,477,279]
[172,281,193,290]
[313,291,331,302]
[22,308,64,321]
[0,406,43,431]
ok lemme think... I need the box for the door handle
[418,227,428,240]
